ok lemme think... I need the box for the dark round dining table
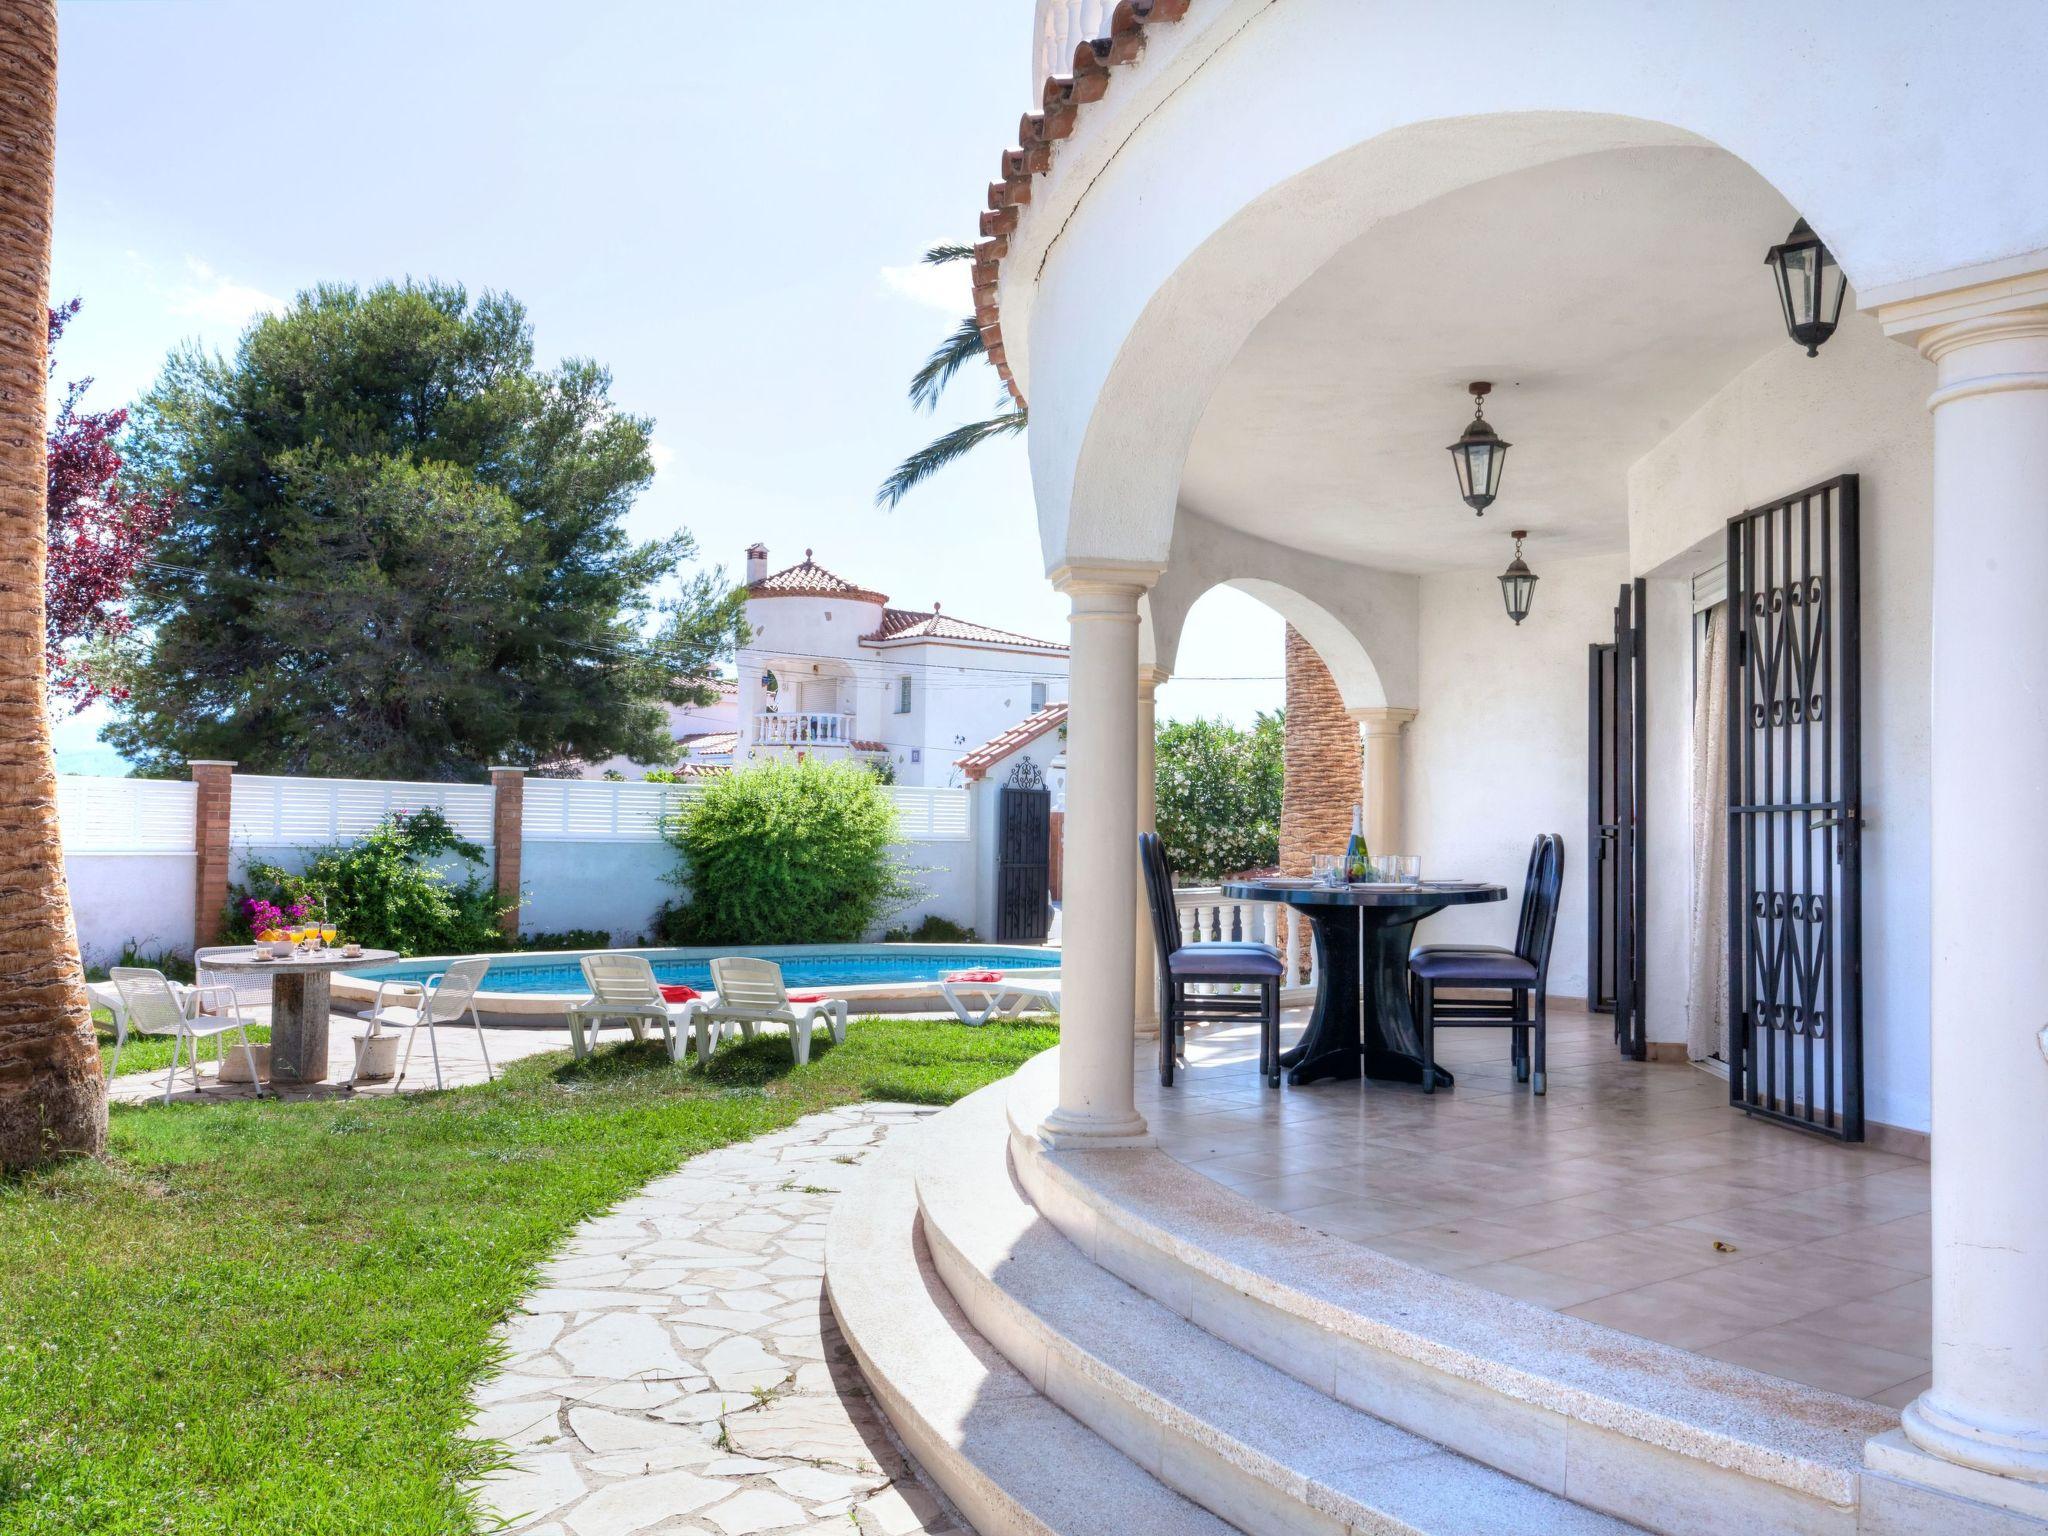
[1220,879,1507,1088]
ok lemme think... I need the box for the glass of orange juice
[320,924,338,947]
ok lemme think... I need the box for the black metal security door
[1725,475,1863,1141]
[1587,642,1619,1014]
[1612,581,1647,1060]
[996,783,1052,944]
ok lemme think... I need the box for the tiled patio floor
[1143,1000,1931,1408]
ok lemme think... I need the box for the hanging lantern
[1499,530,1538,626]
[1764,218,1847,357]
[1447,381,1510,515]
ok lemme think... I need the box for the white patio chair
[937,970,1060,1027]
[350,957,495,1091]
[565,953,676,1060]
[109,965,262,1103]
[673,957,847,1068]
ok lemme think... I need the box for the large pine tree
[109,280,741,780]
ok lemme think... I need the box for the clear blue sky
[50,0,1280,770]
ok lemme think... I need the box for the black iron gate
[1725,475,1863,1140]
[1589,582,1647,1057]
[996,782,1052,944]
[1586,642,1618,1014]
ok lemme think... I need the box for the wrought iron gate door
[996,784,1052,944]
[1587,641,1619,1014]
[1725,475,1863,1141]
[1610,580,1647,1060]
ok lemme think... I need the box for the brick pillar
[189,760,236,951]
[489,767,524,942]
[1278,628,1363,876]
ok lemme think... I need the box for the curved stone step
[1002,1050,1889,1536]
[824,1122,1238,1536]
[918,1079,1645,1536]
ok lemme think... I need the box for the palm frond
[875,408,1028,510]
[923,242,977,266]
[909,316,987,413]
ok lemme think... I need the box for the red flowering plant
[45,299,173,707]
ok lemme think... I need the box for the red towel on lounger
[946,970,1004,984]
[787,992,827,1004]
[658,985,701,1004]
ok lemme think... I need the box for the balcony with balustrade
[751,711,853,749]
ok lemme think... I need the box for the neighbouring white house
[822,5,2048,1536]
[730,542,1068,788]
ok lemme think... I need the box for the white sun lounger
[938,971,1060,1027]
[672,957,847,1067]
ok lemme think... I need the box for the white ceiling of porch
[1179,145,1800,575]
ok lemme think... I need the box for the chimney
[745,543,768,584]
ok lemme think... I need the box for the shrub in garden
[228,808,510,956]
[659,759,916,944]
[881,914,978,944]
[1154,711,1284,882]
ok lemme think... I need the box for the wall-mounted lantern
[1764,218,1847,357]
[1500,530,1538,626]
[1447,381,1510,515]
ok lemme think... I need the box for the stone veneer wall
[1278,627,1361,876]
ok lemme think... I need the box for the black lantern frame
[1447,381,1510,515]
[1764,218,1848,357]
[1500,529,1538,626]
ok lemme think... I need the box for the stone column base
[1865,1429,2048,1534]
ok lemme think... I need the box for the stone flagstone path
[469,1103,963,1536]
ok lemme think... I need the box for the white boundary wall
[55,773,980,956]
[58,777,198,967]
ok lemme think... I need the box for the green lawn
[0,1018,1056,1534]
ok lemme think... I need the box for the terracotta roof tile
[976,0,1191,408]
[684,730,739,758]
[955,703,1068,780]
[860,606,1066,653]
[747,549,889,605]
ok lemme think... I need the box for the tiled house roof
[974,0,1192,407]
[955,703,1068,780]
[747,551,890,606]
[684,730,740,759]
[861,606,1065,654]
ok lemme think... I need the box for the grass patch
[0,1017,1055,1534]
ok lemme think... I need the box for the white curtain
[1686,605,1730,1062]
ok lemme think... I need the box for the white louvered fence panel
[57,776,198,854]
[229,774,497,845]
[523,779,695,842]
[889,786,971,842]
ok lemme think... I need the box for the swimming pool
[332,942,1060,1021]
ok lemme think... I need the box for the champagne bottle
[1345,803,1368,881]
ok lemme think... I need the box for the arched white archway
[1006,0,2048,569]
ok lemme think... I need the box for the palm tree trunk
[0,0,106,1167]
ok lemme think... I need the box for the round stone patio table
[197,947,398,1084]
[1220,880,1506,1088]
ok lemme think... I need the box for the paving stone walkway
[469,1103,963,1536]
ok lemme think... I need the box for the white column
[1348,707,1416,856]
[1133,664,1168,1038]
[1040,562,1159,1147]
[1880,291,2048,1495]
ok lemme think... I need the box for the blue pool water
[348,945,1060,996]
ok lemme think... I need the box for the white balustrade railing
[229,773,496,846]
[753,711,852,748]
[1172,886,1319,1002]
[1032,0,1115,88]
[56,775,197,854]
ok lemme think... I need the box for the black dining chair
[1407,834,1564,1095]
[1139,832,1285,1089]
